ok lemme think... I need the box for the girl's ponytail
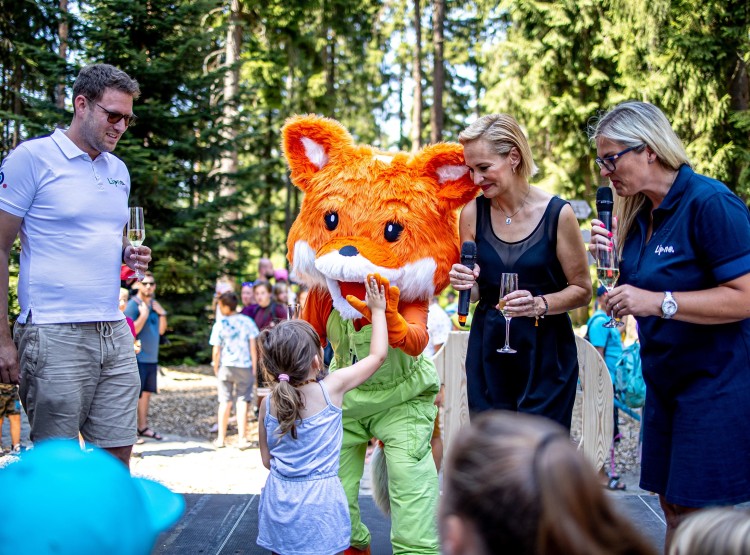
[257,320,322,440]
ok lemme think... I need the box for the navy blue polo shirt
[620,164,750,396]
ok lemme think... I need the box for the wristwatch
[661,291,678,319]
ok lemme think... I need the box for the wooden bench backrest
[433,331,613,472]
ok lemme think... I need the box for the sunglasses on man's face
[140,282,155,287]
[88,99,138,128]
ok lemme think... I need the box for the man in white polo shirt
[0,64,151,467]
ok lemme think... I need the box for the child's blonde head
[257,319,322,439]
[669,507,750,555]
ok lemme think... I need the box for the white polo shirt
[0,129,130,324]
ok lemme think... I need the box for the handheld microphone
[596,186,614,232]
[457,241,476,327]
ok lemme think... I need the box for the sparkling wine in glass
[596,243,620,328]
[497,272,519,354]
[127,207,146,280]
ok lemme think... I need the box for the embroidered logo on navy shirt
[654,244,675,256]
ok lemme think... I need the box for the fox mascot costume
[283,115,477,554]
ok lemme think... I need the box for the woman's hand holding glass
[497,273,519,354]
[596,241,622,328]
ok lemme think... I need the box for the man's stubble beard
[81,113,117,155]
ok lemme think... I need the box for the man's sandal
[137,427,163,440]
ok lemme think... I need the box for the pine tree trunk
[218,0,242,265]
[430,0,444,144]
[56,0,68,117]
[411,0,423,152]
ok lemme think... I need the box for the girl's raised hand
[365,274,387,312]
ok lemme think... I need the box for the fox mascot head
[284,114,478,320]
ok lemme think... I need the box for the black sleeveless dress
[465,195,578,429]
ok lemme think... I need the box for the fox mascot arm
[303,284,429,356]
[346,289,429,356]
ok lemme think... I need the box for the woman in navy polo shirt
[588,101,750,549]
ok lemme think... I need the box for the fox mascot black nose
[339,246,359,257]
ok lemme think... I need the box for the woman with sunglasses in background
[588,101,750,550]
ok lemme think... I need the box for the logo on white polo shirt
[107,177,126,187]
[654,244,675,256]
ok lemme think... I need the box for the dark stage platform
[153,493,666,554]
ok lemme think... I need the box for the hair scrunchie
[278,374,290,382]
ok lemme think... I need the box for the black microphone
[457,241,476,327]
[596,186,614,231]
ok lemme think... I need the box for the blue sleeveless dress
[257,381,350,554]
[465,196,579,429]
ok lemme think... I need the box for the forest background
[1,0,748,364]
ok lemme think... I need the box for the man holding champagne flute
[0,64,151,467]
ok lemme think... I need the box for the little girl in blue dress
[257,275,388,555]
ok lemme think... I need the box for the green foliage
[482,0,749,204]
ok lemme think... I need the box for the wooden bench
[432,331,613,472]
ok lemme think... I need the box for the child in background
[256,275,388,555]
[0,384,21,454]
[272,281,289,305]
[210,291,260,449]
[119,287,141,354]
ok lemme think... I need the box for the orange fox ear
[281,114,353,192]
[414,143,479,211]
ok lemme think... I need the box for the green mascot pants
[328,311,440,554]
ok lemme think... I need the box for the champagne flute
[497,272,519,354]
[127,207,146,280]
[596,242,621,328]
[287,303,300,320]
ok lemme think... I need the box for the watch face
[663,299,677,315]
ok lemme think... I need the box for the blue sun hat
[0,439,184,555]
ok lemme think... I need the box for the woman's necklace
[495,183,531,225]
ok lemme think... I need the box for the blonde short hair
[459,114,539,178]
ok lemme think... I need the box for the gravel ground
[129,365,269,494]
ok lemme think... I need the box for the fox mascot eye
[324,211,339,231]
[384,221,403,243]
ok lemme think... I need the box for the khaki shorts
[14,319,140,448]
[217,365,253,403]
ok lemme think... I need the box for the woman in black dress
[449,114,590,429]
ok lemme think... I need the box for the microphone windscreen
[596,186,613,209]
[460,241,476,260]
